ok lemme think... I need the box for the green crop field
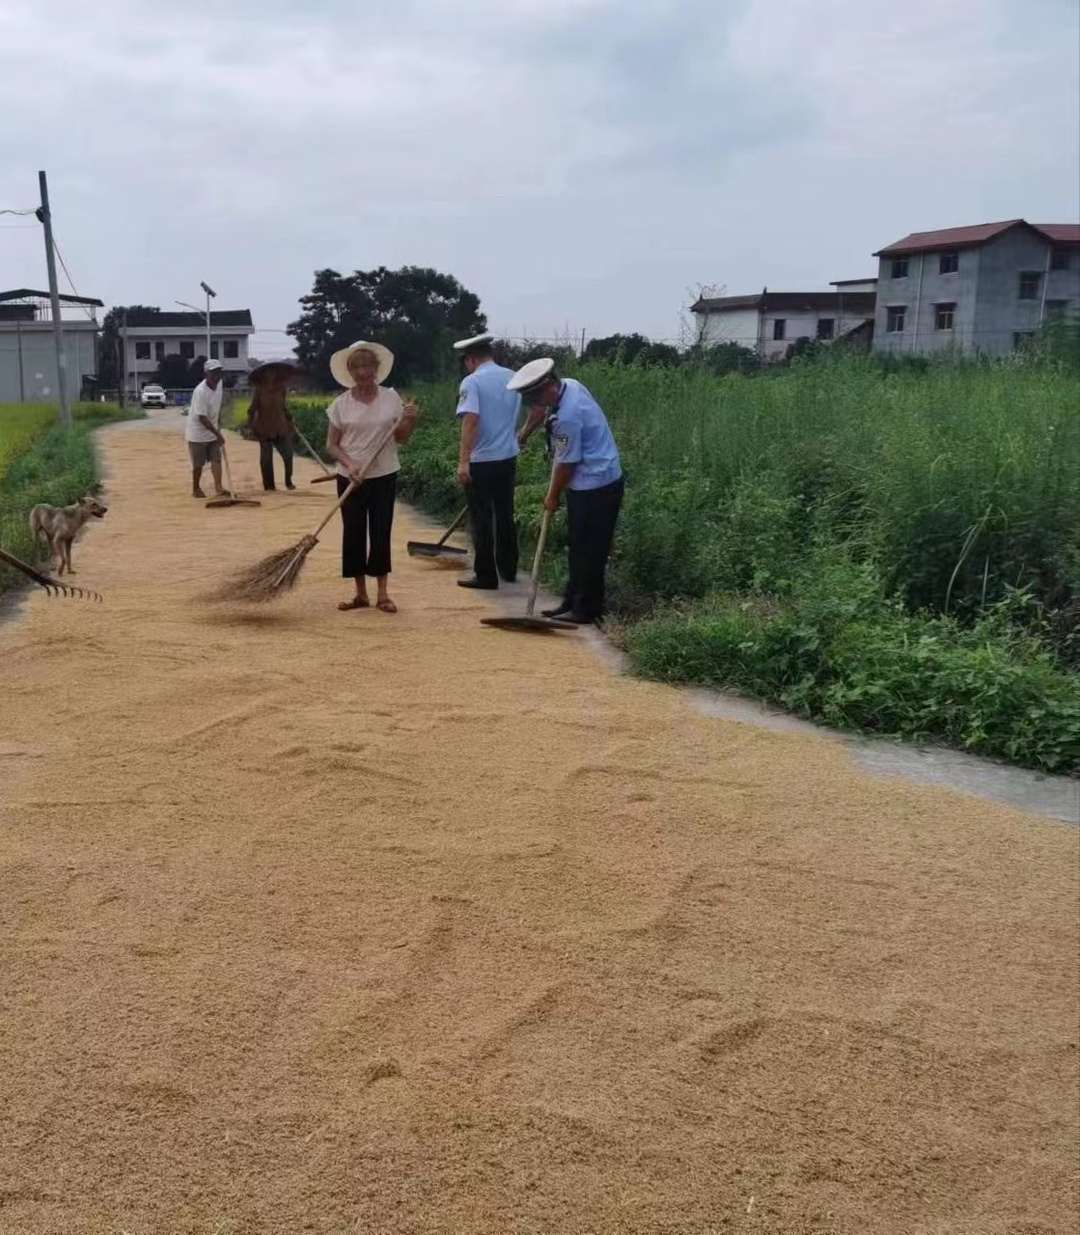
[0,405,56,484]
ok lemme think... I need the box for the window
[934,302,956,331]
[210,341,220,359]
[816,318,835,340]
[939,252,959,274]
[1013,331,1035,350]
[154,341,165,362]
[179,340,195,359]
[1018,272,1041,300]
[223,340,239,359]
[890,259,909,279]
[1050,247,1070,271]
[134,341,150,360]
[886,306,906,333]
[772,318,786,341]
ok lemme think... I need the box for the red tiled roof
[1035,223,1080,244]
[874,220,1025,256]
[875,219,1080,256]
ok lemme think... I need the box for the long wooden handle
[0,545,58,589]
[437,507,469,547]
[308,419,401,540]
[525,509,553,619]
[292,424,332,475]
[220,442,236,496]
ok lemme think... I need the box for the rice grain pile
[0,422,1077,1235]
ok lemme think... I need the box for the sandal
[337,596,370,611]
[376,598,397,614]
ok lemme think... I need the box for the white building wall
[0,323,100,402]
[698,308,760,349]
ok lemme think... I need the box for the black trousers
[564,476,625,620]
[336,471,397,578]
[467,457,518,583]
[259,435,294,488]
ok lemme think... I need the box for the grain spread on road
[1,420,1077,1234]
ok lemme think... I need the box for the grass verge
[0,403,142,596]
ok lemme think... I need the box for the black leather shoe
[541,602,573,618]
[457,577,499,590]
[500,574,518,584]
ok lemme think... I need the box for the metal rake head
[42,578,103,602]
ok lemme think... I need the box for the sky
[1,0,1077,358]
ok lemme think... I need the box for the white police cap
[453,333,494,352]
[506,357,556,393]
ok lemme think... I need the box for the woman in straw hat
[325,341,418,614]
[247,359,300,491]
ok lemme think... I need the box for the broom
[206,418,401,604]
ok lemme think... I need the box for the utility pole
[37,170,71,428]
[580,327,586,358]
[15,317,26,402]
[119,308,128,409]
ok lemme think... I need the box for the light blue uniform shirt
[551,379,622,491]
[456,361,520,463]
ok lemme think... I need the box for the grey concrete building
[119,307,255,396]
[872,219,1080,356]
[0,288,103,403]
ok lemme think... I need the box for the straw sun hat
[330,340,394,388]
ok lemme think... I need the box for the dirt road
[1,422,1077,1234]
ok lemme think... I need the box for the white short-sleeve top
[326,387,402,479]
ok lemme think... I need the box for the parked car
[140,384,168,409]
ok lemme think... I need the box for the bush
[625,555,1080,775]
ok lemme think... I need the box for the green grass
[0,402,142,595]
[0,405,56,482]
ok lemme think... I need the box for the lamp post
[177,282,216,365]
[200,281,216,360]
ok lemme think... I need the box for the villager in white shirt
[184,359,226,498]
[324,341,418,614]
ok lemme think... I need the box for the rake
[406,507,469,561]
[0,546,103,601]
[479,508,575,634]
[291,423,334,478]
[206,442,262,509]
[205,419,400,604]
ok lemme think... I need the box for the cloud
[0,0,1075,348]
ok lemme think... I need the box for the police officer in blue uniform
[509,358,624,625]
[453,333,522,589]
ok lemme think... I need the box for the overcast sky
[1,0,1077,357]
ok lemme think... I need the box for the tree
[492,338,577,372]
[583,333,680,367]
[287,266,486,388]
[156,353,194,389]
[96,304,160,391]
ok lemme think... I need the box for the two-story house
[872,220,1080,356]
[121,308,255,392]
[690,285,878,360]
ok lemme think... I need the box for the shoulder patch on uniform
[457,388,469,407]
[554,432,570,458]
